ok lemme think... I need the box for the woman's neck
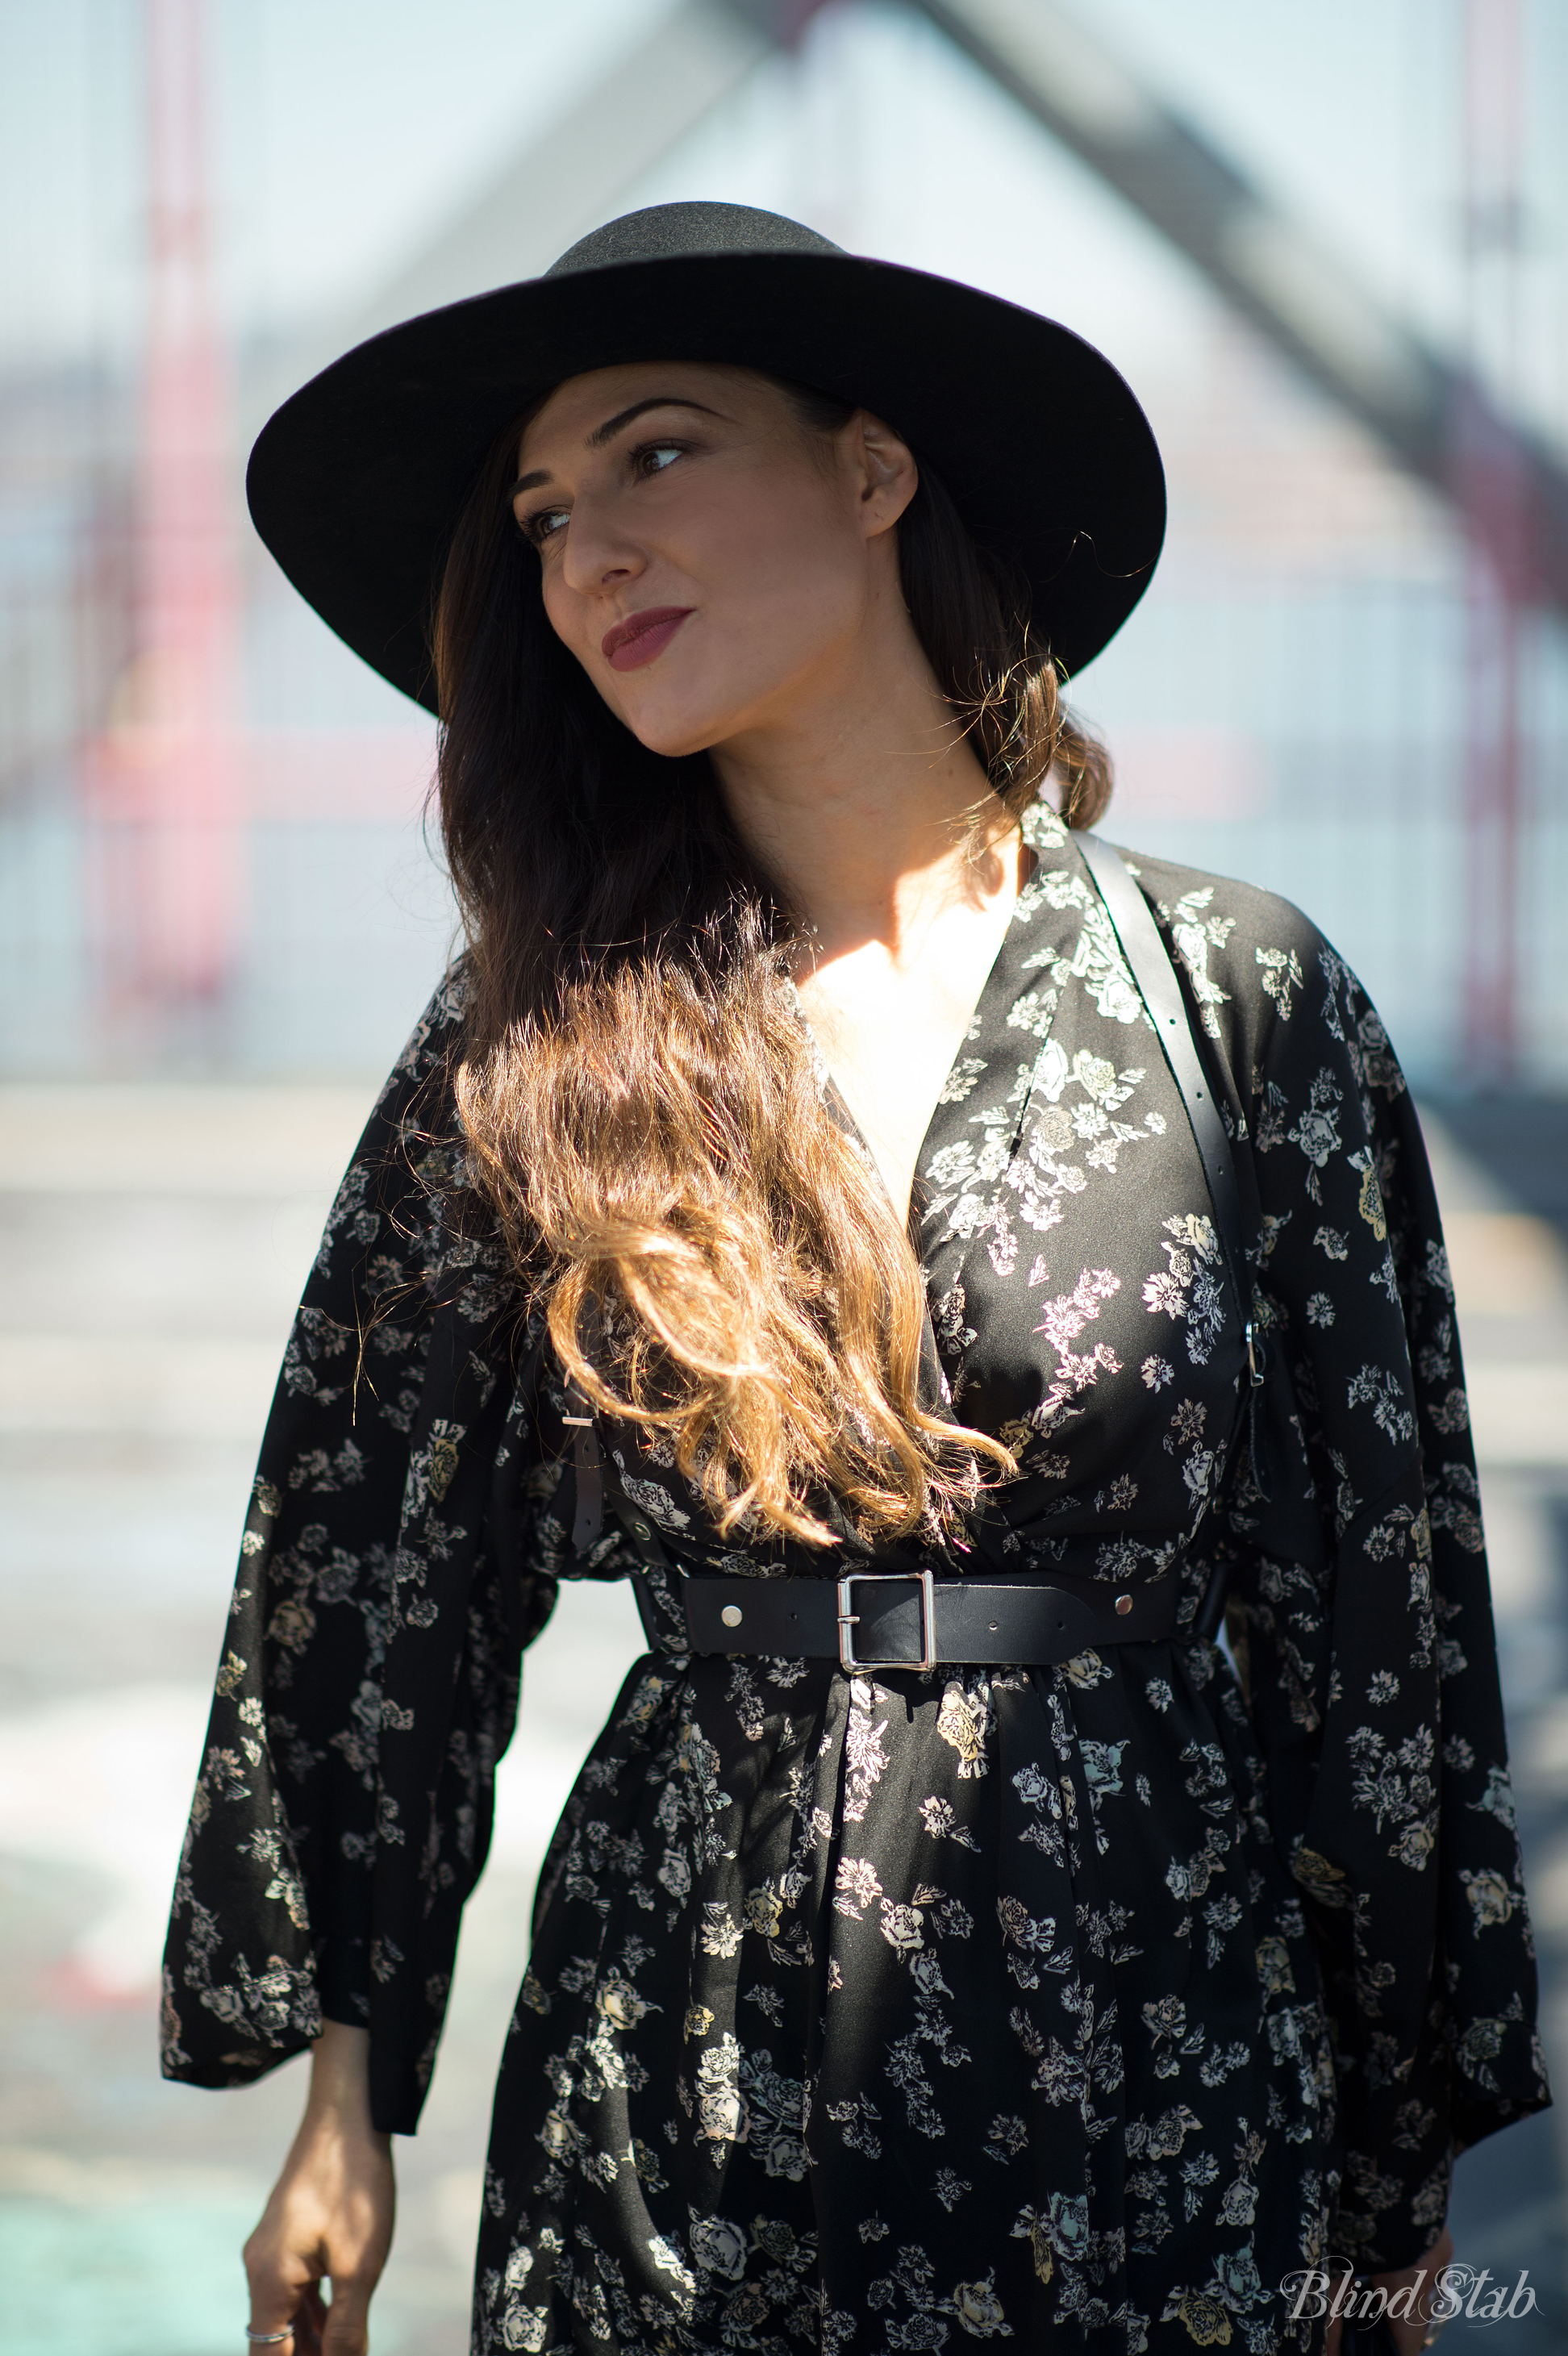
[709,613,1019,970]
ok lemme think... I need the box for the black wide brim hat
[247,202,1166,713]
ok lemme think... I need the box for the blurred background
[1,0,1566,2349]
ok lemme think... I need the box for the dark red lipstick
[601,605,694,671]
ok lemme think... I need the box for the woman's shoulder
[1105,836,1373,1013]
[1096,836,1402,1097]
[1104,839,1332,971]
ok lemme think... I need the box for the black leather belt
[676,1563,1181,1669]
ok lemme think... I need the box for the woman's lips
[601,606,694,671]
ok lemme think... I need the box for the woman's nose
[559,498,644,598]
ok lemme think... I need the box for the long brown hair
[433,376,1111,1549]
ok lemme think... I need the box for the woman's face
[511,362,919,759]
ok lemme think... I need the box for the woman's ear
[851,411,920,540]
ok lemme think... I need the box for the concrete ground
[1,1082,1566,2355]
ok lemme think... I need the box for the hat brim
[246,249,1166,714]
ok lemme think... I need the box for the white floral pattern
[162,804,1548,2354]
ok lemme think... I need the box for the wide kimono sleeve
[1189,892,1553,2271]
[160,974,561,2135]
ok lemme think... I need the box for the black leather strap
[565,1384,606,1554]
[1075,832,1251,1335]
[1075,832,1265,1631]
[681,1562,1178,1666]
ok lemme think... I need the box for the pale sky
[0,0,1563,453]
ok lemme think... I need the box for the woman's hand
[1324,2225,1456,2355]
[242,2020,395,2356]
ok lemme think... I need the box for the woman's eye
[516,441,686,544]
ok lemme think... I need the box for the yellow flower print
[951,2274,1011,2336]
[594,1974,652,2030]
[621,1673,669,1731]
[1255,1937,1295,1998]
[267,1597,315,1654]
[1291,1846,1349,1907]
[936,1684,990,1778]
[744,1883,785,1937]
[1062,1649,1113,1687]
[1460,1868,1516,1929]
[1163,2288,1232,2345]
[1395,1818,1437,1870]
[426,1428,461,1501]
[1357,1161,1388,1241]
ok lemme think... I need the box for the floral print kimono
[163,801,1548,2355]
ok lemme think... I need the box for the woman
[162,204,1547,2355]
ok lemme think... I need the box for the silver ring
[245,2330,295,2346]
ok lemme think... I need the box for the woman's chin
[618,704,735,762]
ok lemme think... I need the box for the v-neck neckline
[786,805,1057,1253]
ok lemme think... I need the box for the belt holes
[988,1620,999,1633]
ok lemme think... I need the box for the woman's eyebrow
[586,394,725,448]
[510,396,728,499]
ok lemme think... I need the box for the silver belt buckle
[836,1569,937,1673]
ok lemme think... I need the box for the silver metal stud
[721,1604,744,1628]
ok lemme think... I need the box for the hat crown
[545,200,844,279]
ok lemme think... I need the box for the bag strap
[562,1393,605,1554]
[491,1333,664,1645]
[1075,832,1260,1382]
[1075,832,1266,1637]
